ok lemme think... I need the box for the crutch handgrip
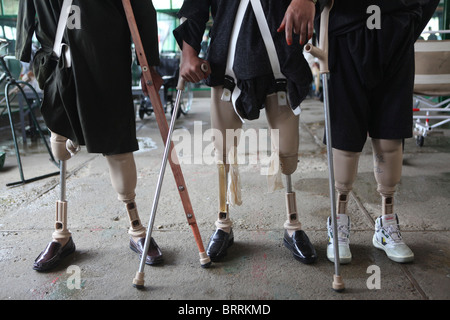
[304,0,334,74]
[176,63,209,91]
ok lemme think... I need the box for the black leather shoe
[206,228,234,262]
[130,237,163,265]
[33,237,76,272]
[283,230,317,264]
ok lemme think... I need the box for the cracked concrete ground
[0,97,449,301]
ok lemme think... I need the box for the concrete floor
[0,97,449,303]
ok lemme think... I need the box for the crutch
[304,0,344,292]
[121,0,211,289]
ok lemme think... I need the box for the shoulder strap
[249,0,284,80]
[53,0,73,58]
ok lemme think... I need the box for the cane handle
[177,63,209,91]
[304,0,334,74]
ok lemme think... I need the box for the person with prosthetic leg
[324,0,440,264]
[16,0,164,271]
[174,0,318,264]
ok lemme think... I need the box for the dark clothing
[16,0,159,155]
[325,0,439,152]
[329,0,439,38]
[173,0,313,120]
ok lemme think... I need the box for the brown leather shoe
[129,237,163,265]
[33,237,76,272]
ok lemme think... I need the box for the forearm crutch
[305,0,344,292]
[121,0,211,289]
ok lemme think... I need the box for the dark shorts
[327,12,416,152]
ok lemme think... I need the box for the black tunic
[173,0,314,120]
[328,0,440,38]
[15,0,159,155]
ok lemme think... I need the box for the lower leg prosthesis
[283,175,301,234]
[215,162,232,232]
[52,160,71,242]
[126,201,146,238]
[105,153,145,238]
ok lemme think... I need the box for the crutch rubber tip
[199,252,212,268]
[332,275,345,293]
[132,271,145,289]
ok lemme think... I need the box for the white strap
[222,0,249,122]
[53,0,73,58]
[223,0,289,114]
[249,0,284,80]
[250,0,288,106]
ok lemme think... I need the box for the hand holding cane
[304,0,345,292]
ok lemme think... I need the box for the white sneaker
[327,214,352,264]
[373,214,414,263]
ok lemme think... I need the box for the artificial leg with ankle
[207,162,234,261]
[105,153,163,265]
[371,139,414,263]
[33,132,78,271]
[264,94,317,264]
[327,148,360,264]
[282,173,317,264]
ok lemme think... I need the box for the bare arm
[278,0,316,45]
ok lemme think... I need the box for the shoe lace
[381,224,403,244]
[337,224,350,243]
[329,223,349,243]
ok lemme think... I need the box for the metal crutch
[305,0,345,292]
[132,63,209,289]
[120,0,211,289]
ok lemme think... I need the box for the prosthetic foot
[207,162,234,262]
[33,159,75,271]
[282,174,317,264]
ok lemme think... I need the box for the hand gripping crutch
[304,0,344,292]
[121,0,211,289]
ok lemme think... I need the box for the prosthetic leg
[216,162,233,233]
[328,149,360,265]
[106,152,163,268]
[371,139,403,215]
[206,87,243,261]
[33,132,78,271]
[50,131,79,243]
[371,138,414,263]
[105,153,146,239]
[264,94,303,237]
